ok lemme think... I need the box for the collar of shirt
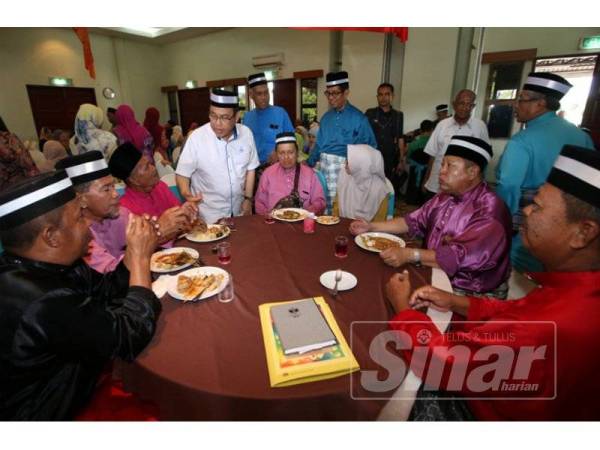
[216,125,239,143]
[446,180,487,203]
[451,115,474,129]
[1,251,75,273]
[528,270,600,290]
[527,111,555,128]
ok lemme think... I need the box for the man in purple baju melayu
[350,136,512,298]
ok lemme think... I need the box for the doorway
[26,85,97,136]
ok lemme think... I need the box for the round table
[122,215,438,420]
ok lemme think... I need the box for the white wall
[399,27,459,132]
[341,31,385,112]
[0,28,167,141]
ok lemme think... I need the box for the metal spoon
[330,269,343,297]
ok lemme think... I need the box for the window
[300,78,318,126]
[484,62,524,138]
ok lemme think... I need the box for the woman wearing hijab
[0,116,40,192]
[73,104,118,159]
[39,140,68,172]
[113,105,154,160]
[334,144,392,222]
[143,107,164,156]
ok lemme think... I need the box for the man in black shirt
[0,171,161,420]
[365,83,404,183]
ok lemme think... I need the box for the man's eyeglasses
[209,113,235,123]
[324,90,343,98]
[455,101,476,109]
[516,97,540,103]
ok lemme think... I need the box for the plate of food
[355,232,406,253]
[316,215,341,225]
[272,208,309,222]
[186,223,230,243]
[151,247,199,273]
[166,266,229,302]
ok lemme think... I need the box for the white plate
[316,215,341,225]
[272,208,309,222]
[150,247,199,273]
[185,224,230,243]
[354,232,406,253]
[319,270,358,291]
[166,266,229,302]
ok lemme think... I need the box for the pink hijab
[113,105,152,152]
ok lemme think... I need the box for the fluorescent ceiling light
[105,27,185,38]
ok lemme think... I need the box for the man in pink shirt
[255,132,326,215]
[57,150,198,273]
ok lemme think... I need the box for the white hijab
[337,144,391,221]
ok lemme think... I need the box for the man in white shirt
[422,90,489,198]
[176,89,260,223]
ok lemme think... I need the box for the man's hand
[241,198,252,216]
[385,270,412,314]
[180,201,199,222]
[124,215,158,267]
[157,206,195,240]
[409,286,467,314]
[349,218,371,236]
[380,247,412,268]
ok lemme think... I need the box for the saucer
[319,270,358,291]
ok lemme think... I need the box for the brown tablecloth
[122,215,432,420]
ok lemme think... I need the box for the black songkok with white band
[248,72,268,88]
[436,104,448,113]
[326,71,349,88]
[55,151,109,185]
[0,171,75,229]
[547,145,600,209]
[444,135,493,170]
[522,72,572,100]
[275,132,297,146]
[210,89,238,108]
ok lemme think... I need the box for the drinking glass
[217,242,231,264]
[335,235,349,258]
[218,274,235,303]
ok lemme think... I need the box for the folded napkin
[152,275,173,298]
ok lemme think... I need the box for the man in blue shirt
[307,71,377,212]
[496,72,595,273]
[242,72,294,165]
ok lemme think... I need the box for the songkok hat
[0,171,75,229]
[275,132,297,146]
[436,104,449,113]
[444,135,493,170]
[547,145,600,209]
[55,151,109,185]
[326,71,349,88]
[248,72,268,88]
[522,72,572,100]
[210,89,238,108]
[108,142,142,181]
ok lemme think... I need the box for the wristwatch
[243,195,253,201]
[412,249,422,266]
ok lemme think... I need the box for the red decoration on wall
[73,27,96,79]
[292,27,408,42]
